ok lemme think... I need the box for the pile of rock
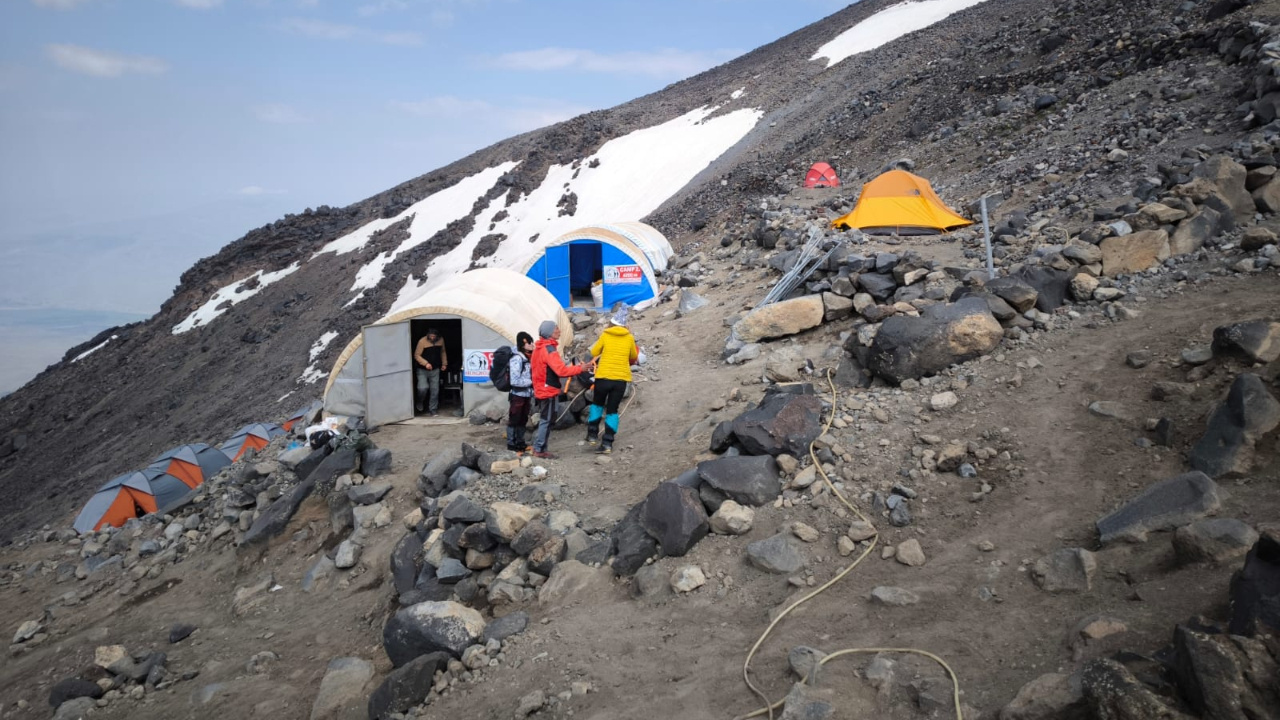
[46,642,178,719]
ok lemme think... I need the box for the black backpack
[489,345,515,392]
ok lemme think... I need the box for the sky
[0,0,851,318]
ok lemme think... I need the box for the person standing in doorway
[414,327,447,416]
[585,306,638,454]
[530,320,593,459]
[507,331,536,454]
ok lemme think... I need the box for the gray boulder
[1172,519,1258,565]
[367,652,451,720]
[1096,471,1221,545]
[1030,548,1096,593]
[639,482,709,557]
[382,601,486,665]
[242,480,315,546]
[610,503,659,576]
[1229,526,1280,636]
[48,678,104,708]
[1212,319,1280,364]
[482,611,528,644]
[361,448,393,477]
[1188,374,1280,478]
[389,533,421,596]
[306,446,359,495]
[727,388,823,458]
[984,276,1038,312]
[746,532,805,574]
[347,482,392,506]
[1080,659,1190,720]
[418,446,465,497]
[1014,266,1075,312]
[1172,626,1280,719]
[867,297,1003,383]
[697,455,782,507]
[309,657,373,720]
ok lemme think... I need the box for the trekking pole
[980,195,994,280]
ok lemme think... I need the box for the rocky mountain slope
[0,0,1271,538]
[1,0,1279,717]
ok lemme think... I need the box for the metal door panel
[363,322,413,426]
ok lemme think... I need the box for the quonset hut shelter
[323,268,573,426]
[519,222,673,310]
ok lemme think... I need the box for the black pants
[586,378,627,445]
[507,394,531,450]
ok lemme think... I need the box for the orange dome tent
[803,162,841,188]
[219,423,285,462]
[73,468,193,533]
[146,443,231,489]
[832,169,972,235]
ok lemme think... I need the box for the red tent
[804,162,840,188]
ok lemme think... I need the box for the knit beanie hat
[538,320,558,338]
[609,306,629,327]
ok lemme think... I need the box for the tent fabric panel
[599,242,657,308]
[74,489,122,534]
[194,446,232,480]
[165,459,203,489]
[323,268,572,409]
[804,163,840,188]
[147,474,192,509]
[567,242,601,291]
[98,488,158,532]
[833,170,971,233]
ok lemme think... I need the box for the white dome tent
[519,222,673,310]
[324,268,573,426]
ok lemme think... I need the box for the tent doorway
[410,319,463,415]
[568,242,603,308]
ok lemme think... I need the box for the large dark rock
[1096,471,1221,545]
[728,389,822,458]
[709,420,736,453]
[1014,266,1075,311]
[457,524,496,552]
[367,651,451,720]
[1080,658,1191,719]
[1229,526,1280,637]
[610,503,659,576]
[306,446,359,495]
[1212,319,1280,364]
[866,297,1003,384]
[856,272,898,301]
[441,497,485,525]
[293,446,331,486]
[361,448,393,477]
[511,521,554,557]
[1172,625,1280,719]
[984,276,1038,312]
[696,455,782,507]
[418,446,465,497]
[347,482,392,506]
[382,601,486,665]
[639,482,708,557]
[49,678,104,708]
[482,611,528,644]
[389,533,421,596]
[241,480,315,545]
[1188,374,1280,478]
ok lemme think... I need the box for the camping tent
[146,443,231,489]
[519,222,673,310]
[832,169,972,235]
[804,162,841,188]
[73,468,193,533]
[323,268,573,426]
[283,399,324,432]
[219,423,285,462]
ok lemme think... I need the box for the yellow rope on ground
[735,369,964,720]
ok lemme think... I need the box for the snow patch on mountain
[314,161,519,304]
[72,335,117,363]
[393,105,763,310]
[172,263,301,334]
[812,0,989,67]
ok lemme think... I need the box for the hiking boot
[585,430,599,446]
[532,450,557,460]
[596,443,612,455]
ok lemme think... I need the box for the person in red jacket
[530,320,594,459]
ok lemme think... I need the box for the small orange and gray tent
[283,400,323,432]
[833,169,972,234]
[219,423,285,462]
[147,443,231,489]
[804,162,841,188]
[73,468,193,533]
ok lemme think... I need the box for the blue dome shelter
[519,223,673,310]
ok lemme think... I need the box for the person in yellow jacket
[585,306,639,454]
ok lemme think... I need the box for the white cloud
[357,0,409,15]
[253,102,310,124]
[32,0,94,9]
[45,44,167,78]
[280,17,422,45]
[489,47,734,78]
[173,0,223,8]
